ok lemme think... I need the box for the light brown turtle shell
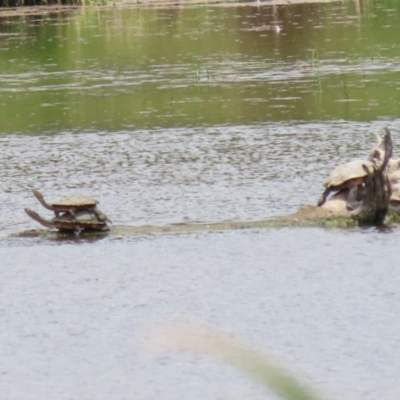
[390,182,400,203]
[384,164,400,203]
[51,194,98,209]
[324,160,375,188]
[387,159,400,174]
[391,193,400,203]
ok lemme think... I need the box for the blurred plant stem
[152,324,326,400]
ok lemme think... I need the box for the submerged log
[14,129,396,241]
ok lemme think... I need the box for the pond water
[0,1,400,399]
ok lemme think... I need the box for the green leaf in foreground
[152,324,326,400]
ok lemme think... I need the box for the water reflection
[0,1,399,133]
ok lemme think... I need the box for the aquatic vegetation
[307,49,322,93]
[307,49,319,69]
[342,74,349,100]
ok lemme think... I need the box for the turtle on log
[318,128,393,212]
[316,127,393,225]
[25,208,110,235]
[317,160,373,210]
[32,189,111,223]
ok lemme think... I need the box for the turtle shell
[387,158,400,174]
[53,210,108,231]
[324,160,375,188]
[391,192,400,203]
[52,194,98,209]
[390,179,400,203]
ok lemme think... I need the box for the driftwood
[351,127,392,225]
[17,128,396,240]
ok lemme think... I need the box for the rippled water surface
[1,1,400,399]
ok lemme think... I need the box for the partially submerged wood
[18,128,395,240]
[25,207,110,235]
[350,127,392,225]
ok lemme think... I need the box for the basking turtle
[389,170,400,206]
[320,188,350,214]
[390,187,400,205]
[32,189,111,223]
[387,158,400,175]
[25,208,110,235]
[317,160,375,210]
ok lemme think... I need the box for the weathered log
[351,127,393,225]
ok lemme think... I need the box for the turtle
[390,186,400,203]
[25,208,110,235]
[32,189,111,223]
[387,158,400,175]
[317,133,387,210]
[318,128,395,212]
[317,160,375,210]
[320,188,350,214]
[389,169,400,205]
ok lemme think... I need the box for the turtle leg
[317,188,332,207]
[67,209,78,222]
[74,225,83,236]
[93,208,105,221]
[93,207,112,224]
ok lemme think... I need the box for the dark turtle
[32,189,111,223]
[317,160,374,210]
[25,208,110,235]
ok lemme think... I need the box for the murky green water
[1,1,400,399]
[0,1,400,133]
